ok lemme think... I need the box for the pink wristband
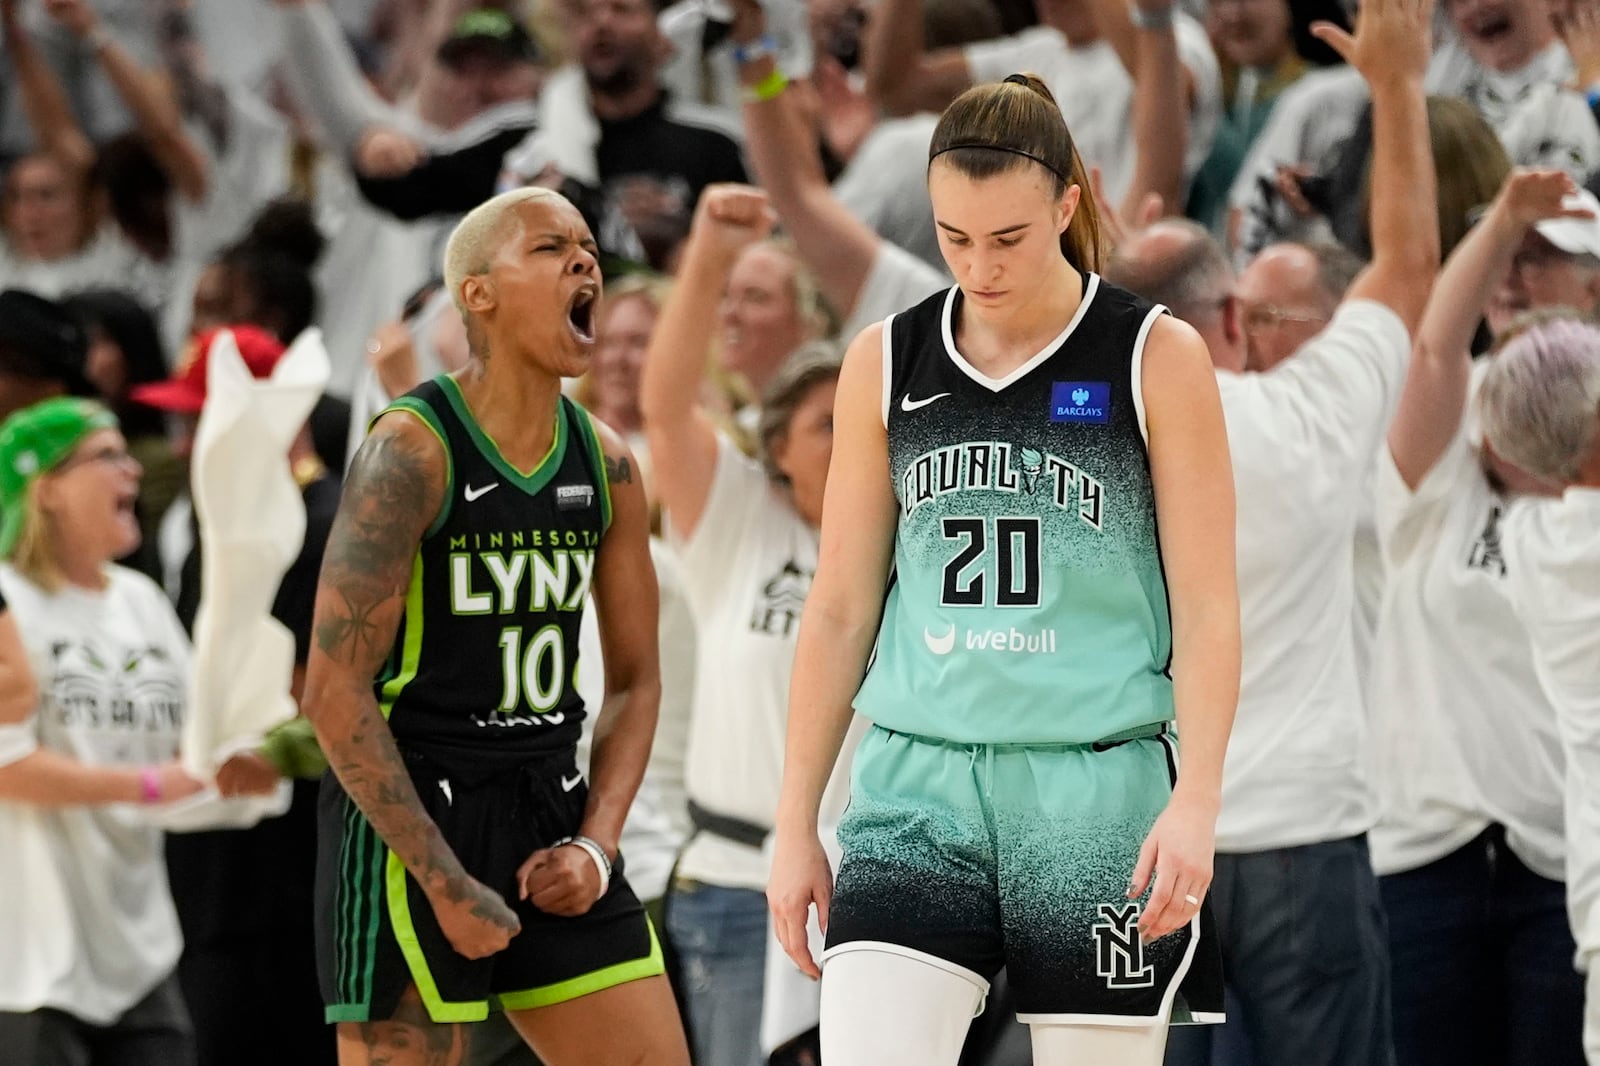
[139,768,162,804]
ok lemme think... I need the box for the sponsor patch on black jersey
[556,484,595,511]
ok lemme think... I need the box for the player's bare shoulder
[341,409,450,545]
[1143,313,1212,374]
[586,415,641,499]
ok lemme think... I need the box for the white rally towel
[502,65,600,189]
[158,328,329,830]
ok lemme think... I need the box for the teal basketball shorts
[824,724,1224,1025]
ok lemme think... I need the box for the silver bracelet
[1130,4,1176,30]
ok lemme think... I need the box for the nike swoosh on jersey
[901,392,951,412]
[560,771,583,793]
[464,482,500,502]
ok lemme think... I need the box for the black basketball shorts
[316,749,662,1025]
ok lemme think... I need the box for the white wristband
[557,836,611,901]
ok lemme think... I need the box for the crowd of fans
[1,0,1600,1063]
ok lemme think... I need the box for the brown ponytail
[928,72,1103,274]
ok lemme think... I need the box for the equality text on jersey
[901,440,1105,530]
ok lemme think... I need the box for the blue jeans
[665,880,767,1066]
[1164,834,1393,1066]
[1381,826,1584,1066]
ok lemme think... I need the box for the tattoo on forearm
[310,424,471,898]
[330,702,465,897]
[313,588,383,664]
[605,454,633,485]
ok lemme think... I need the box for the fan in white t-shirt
[0,155,165,310]
[0,0,240,322]
[0,397,278,1060]
[862,0,1220,207]
[641,183,841,1066]
[658,0,813,117]
[1105,14,1440,1052]
[825,2,1006,271]
[571,276,699,907]
[575,538,697,906]
[278,0,550,397]
[1369,168,1589,1064]
[1228,1,1583,265]
[732,11,951,352]
[1478,317,1600,1066]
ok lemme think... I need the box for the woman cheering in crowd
[0,397,275,1064]
[642,183,841,1066]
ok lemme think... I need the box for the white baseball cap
[1533,189,1600,259]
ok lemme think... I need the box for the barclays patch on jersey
[1049,381,1112,424]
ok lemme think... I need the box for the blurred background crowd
[3,0,1600,1063]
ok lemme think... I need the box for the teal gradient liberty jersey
[855,275,1176,745]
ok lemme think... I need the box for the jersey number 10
[940,516,1042,608]
[497,626,567,715]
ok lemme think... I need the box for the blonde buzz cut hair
[443,186,571,316]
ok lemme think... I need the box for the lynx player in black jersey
[303,187,688,1066]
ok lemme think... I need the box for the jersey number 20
[940,516,1042,608]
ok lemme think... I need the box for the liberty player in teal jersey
[302,188,688,1066]
[768,76,1241,1066]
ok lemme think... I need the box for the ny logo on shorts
[1092,903,1155,990]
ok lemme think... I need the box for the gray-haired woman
[641,182,840,1066]
[1370,168,1590,1066]
[1480,319,1600,1066]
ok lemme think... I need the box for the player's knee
[820,949,984,1066]
[1028,1021,1169,1066]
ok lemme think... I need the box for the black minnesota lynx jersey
[375,377,611,782]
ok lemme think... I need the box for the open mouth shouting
[567,283,599,345]
[1468,11,1514,42]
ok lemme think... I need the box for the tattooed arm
[302,412,520,958]
[519,430,661,916]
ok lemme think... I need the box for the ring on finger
[1184,892,1201,906]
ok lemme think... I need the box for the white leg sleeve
[819,946,987,1066]
[1028,1020,1172,1066]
